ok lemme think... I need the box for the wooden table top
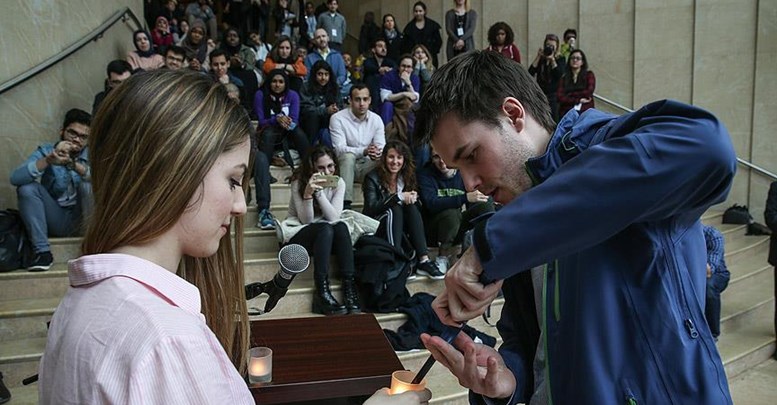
[249,314,404,404]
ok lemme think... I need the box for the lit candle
[389,370,425,395]
[247,347,273,383]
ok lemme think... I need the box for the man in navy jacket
[415,51,735,404]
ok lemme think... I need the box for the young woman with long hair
[363,140,443,280]
[283,145,360,315]
[557,49,596,118]
[402,1,443,68]
[299,60,342,144]
[263,35,307,92]
[410,44,435,96]
[38,70,253,403]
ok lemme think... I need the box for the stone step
[729,358,777,405]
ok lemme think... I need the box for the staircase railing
[593,94,777,182]
[0,7,144,97]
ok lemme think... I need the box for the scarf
[133,30,155,58]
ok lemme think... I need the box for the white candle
[247,347,273,383]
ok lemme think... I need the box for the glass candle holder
[247,347,273,384]
[389,370,426,395]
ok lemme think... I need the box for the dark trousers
[424,208,462,249]
[377,203,428,258]
[259,125,311,167]
[288,222,354,280]
[253,150,271,210]
[705,272,730,338]
[300,111,329,143]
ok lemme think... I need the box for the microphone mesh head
[278,244,310,274]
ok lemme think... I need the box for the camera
[543,45,554,56]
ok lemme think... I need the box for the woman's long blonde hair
[83,69,251,374]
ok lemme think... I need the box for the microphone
[245,244,310,313]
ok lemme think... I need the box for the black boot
[313,277,347,315]
[342,276,361,314]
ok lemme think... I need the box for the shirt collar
[68,253,202,316]
[346,107,369,123]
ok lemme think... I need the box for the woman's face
[384,16,395,30]
[225,30,240,47]
[314,154,336,176]
[342,53,352,67]
[413,47,427,61]
[174,139,250,258]
[278,40,292,59]
[413,6,426,21]
[496,30,507,45]
[385,148,405,174]
[315,68,330,86]
[569,51,584,69]
[135,33,151,52]
[270,74,286,94]
[190,27,204,44]
[156,18,168,31]
[180,21,189,34]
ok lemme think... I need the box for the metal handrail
[593,94,777,182]
[0,7,144,96]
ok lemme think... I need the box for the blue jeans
[17,182,91,253]
[253,150,271,211]
[705,271,730,338]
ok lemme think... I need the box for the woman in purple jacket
[253,69,311,167]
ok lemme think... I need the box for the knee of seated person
[318,222,335,240]
[17,182,43,198]
[338,152,356,165]
[333,221,349,235]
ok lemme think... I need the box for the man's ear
[501,97,526,133]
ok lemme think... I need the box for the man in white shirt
[329,83,385,209]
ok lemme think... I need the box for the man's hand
[466,190,489,203]
[363,387,431,405]
[326,104,339,115]
[420,331,516,400]
[367,143,382,160]
[434,247,502,325]
[189,58,202,71]
[706,263,712,279]
[400,70,412,85]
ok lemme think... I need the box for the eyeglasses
[65,128,89,141]
[166,55,184,63]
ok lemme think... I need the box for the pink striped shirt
[39,253,254,405]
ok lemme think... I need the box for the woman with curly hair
[485,21,521,64]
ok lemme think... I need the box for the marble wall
[0,0,142,209]
[340,0,776,214]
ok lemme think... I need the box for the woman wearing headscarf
[126,30,165,72]
[151,16,174,55]
[181,19,209,71]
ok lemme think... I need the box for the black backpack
[354,235,412,313]
[0,209,33,272]
[722,204,753,225]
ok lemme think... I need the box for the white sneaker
[435,255,449,274]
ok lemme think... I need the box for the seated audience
[305,28,348,99]
[164,45,187,70]
[253,69,310,168]
[247,30,272,69]
[402,1,443,68]
[410,44,435,96]
[210,49,244,87]
[126,30,165,72]
[557,49,595,118]
[485,21,521,64]
[176,19,190,44]
[10,109,92,271]
[221,28,257,71]
[529,33,566,121]
[185,0,218,39]
[151,16,175,55]
[300,60,342,146]
[417,146,493,273]
[181,19,209,71]
[92,60,132,115]
[362,38,396,111]
[281,146,361,315]
[363,141,443,280]
[329,83,385,210]
[703,225,730,342]
[158,0,183,38]
[263,36,307,93]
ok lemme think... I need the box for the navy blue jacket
[472,100,735,404]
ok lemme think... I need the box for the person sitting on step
[299,59,343,147]
[703,224,730,342]
[363,140,443,280]
[281,145,361,315]
[10,108,93,271]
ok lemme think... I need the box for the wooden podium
[249,314,403,404]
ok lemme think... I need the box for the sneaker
[27,251,53,272]
[435,255,449,274]
[257,209,276,230]
[417,260,445,280]
[0,371,10,404]
[407,267,417,281]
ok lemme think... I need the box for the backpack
[722,204,753,225]
[0,209,33,272]
[353,235,412,313]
